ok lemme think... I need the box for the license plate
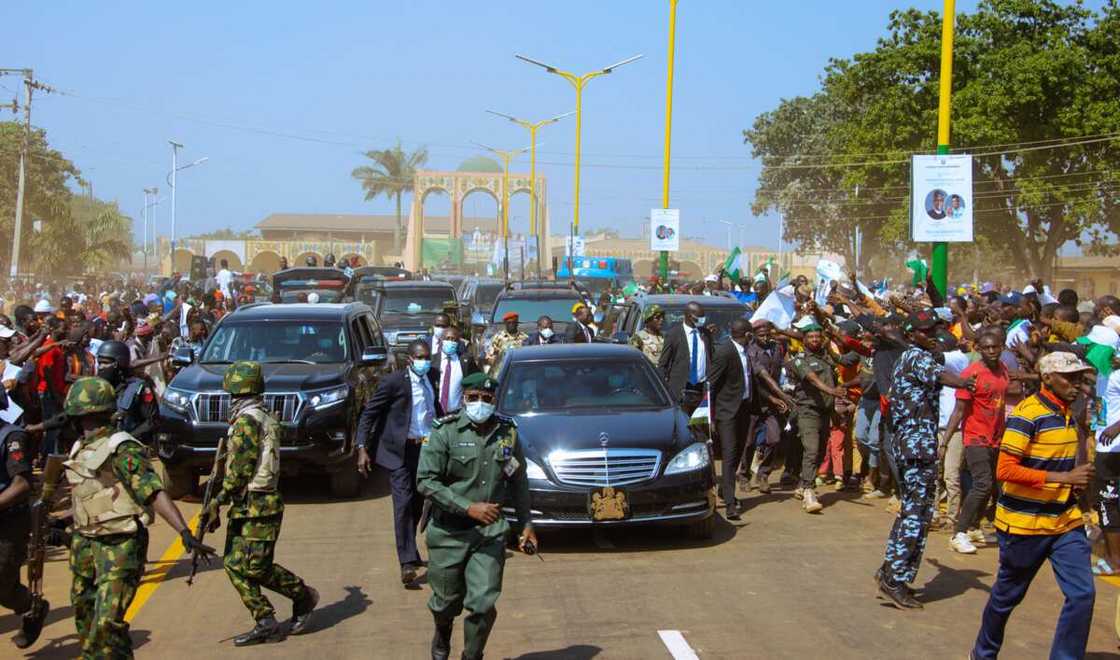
[588,486,629,521]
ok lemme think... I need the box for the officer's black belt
[431,508,482,531]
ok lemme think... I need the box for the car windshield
[491,298,581,324]
[646,306,747,339]
[379,288,454,314]
[499,359,668,413]
[475,283,504,307]
[201,321,348,363]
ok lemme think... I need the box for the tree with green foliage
[351,141,429,255]
[745,0,1120,282]
[32,196,132,276]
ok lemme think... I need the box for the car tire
[686,514,715,541]
[329,460,362,499]
[164,466,198,501]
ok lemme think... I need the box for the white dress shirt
[683,324,708,383]
[733,340,752,401]
[437,355,464,412]
[408,369,435,439]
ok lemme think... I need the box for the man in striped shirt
[971,352,1095,660]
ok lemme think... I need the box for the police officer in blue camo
[876,310,976,609]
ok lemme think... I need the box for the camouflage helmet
[64,377,117,416]
[223,360,264,396]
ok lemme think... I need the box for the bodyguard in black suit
[658,301,714,416]
[356,339,437,586]
[427,313,455,375]
[563,303,596,343]
[428,325,479,414]
[710,319,755,521]
[525,315,563,346]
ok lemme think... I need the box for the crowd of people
[2,262,1120,657]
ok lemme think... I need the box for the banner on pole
[650,208,680,251]
[911,154,973,242]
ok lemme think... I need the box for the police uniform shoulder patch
[432,413,459,429]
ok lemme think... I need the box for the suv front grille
[547,449,662,487]
[193,392,301,423]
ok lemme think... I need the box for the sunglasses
[464,392,496,404]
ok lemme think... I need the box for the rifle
[26,455,66,622]
[188,434,226,586]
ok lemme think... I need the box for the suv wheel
[329,460,361,499]
[164,466,198,500]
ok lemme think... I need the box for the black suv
[609,294,749,345]
[352,280,459,362]
[159,302,390,499]
[458,277,505,327]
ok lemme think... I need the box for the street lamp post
[485,110,573,279]
[515,54,642,237]
[473,142,527,282]
[143,187,159,273]
[165,143,207,275]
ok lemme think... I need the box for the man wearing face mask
[430,325,478,415]
[417,373,535,660]
[485,312,528,372]
[428,314,454,375]
[564,303,597,344]
[525,316,561,346]
[658,301,713,416]
[356,340,437,587]
[710,319,756,521]
[95,341,160,447]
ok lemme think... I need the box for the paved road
[8,468,1120,659]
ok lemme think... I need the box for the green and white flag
[722,246,744,281]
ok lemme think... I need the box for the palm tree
[33,197,132,276]
[351,141,428,255]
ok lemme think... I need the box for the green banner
[421,238,463,269]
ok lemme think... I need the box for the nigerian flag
[722,246,744,280]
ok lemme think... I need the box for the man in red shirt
[945,330,1010,554]
[35,316,68,456]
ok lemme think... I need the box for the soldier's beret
[462,372,498,392]
[502,311,519,321]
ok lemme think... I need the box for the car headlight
[524,459,547,480]
[664,442,710,475]
[163,388,192,413]
[308,385,349,410]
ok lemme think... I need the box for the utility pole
[1,69,55,278]
[931,0,956,297]
[169,141,182,275]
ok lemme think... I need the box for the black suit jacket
[563,322,595,344]
[356,369,434,471]
[658,323,714,403]
[428,352,480,402]
[709,340,754,422]
[524,330,563,346]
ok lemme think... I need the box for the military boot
[12,599,48,649]
[431,620,453,660]
[288,586,319,635]
[234,616,285,646]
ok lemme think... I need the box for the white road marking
[658,630,700,659]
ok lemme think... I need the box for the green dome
[457,156,502,173]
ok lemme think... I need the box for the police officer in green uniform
[203,361,318,646]
[417,372,536,660]
[787,324,845,515]
[63,376,213,659]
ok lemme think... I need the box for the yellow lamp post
[514,54,642,236]
[473,142,528,281]
[485,110,573,278]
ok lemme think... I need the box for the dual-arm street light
[473,142,528,282]
[485,110,573,278]
[514,54,642,237]
[166,140,207,274]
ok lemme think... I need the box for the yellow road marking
[124,512,200,622]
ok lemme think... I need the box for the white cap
[307,292,320,304]
[33,299,54,314]
[0,325,15,339]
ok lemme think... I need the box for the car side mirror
[171,346,194,367]
[361,346,389,365]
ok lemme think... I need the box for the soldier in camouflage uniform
[629,305,665,365]
[484,312,528,373]
[417,372,535,660]
[203,361,318,646]
[63,377,212,659]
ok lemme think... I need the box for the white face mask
[465,400,495,424]
[539,327,554,339]
[432,326,447,339]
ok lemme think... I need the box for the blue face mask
[465,400,495,424]
[695,315,707,326]
[410,359,431,376]
[442,341,458,356]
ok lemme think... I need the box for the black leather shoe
[431,620,453,660]
[288,586,319,635]
[12,599,48,649]
[877,575,922,610]
[725,504,742,521]
[233,616,286,646]
[402,563,419,586]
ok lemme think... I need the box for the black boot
[431,620,453,660]
[12,599,48,649]
[288,586,319,635]
[233,616,286,647]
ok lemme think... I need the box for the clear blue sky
[5,0,999,251]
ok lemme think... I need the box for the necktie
[689,329,699,385]
[583,324,591,343]
[440,359,451,412]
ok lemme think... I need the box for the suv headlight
[525,459,547,480]
[163,388,192,413]
[664,442,710,475]
[308,385,349,410]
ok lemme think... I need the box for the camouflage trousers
[223,515,308,622]
[71,529,147,660]
[882,460,938,585]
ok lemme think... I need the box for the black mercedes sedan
[495,343,716,538]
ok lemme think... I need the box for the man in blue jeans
[971,352,1095,659]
